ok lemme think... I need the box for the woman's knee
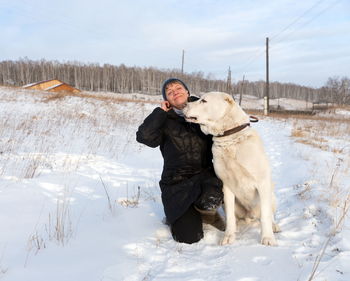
[170,206,203,244]
[195,177,224,211]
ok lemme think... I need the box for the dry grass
[308,194,350,281]
[23,154,45,178]
[0,87,151,263]
[296,182,313,201]
[248,108,350,153]
[24,187,75,266]
[0,87,150,179]
[99,175,117,215]
[47,193,74,246]
[287,115,350,153]
[247,108,350,153]
[247,108,350,122]
[307,159,350,281]
[27,231,46,256]
[2,87,150,257]
[291,159,349,281]
[41,89,159,105]
[118,185,141,208]
[294,141,350,280]
[262,108,350,280]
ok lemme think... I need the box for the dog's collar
[217,123,250,137]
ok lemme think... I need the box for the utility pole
[226,66,232,96]
[344,80,348,105]
[264,37,270,115]
[181,50,185,74]
[239,75,245,106]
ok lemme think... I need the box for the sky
[0,0,349,88]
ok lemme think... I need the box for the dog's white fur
[183,92,279,246]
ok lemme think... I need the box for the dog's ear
[224,96,234,104]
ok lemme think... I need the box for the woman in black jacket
[136,78,224,244]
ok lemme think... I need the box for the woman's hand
[160,101,172,112]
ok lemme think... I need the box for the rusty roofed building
[23,79,81,93]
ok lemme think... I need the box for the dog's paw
[221,234,236,245]
[273,223,281,233]
[261,236,277,246]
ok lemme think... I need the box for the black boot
[195,172,224,211]
[194,206,226,231]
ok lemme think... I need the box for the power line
[235,1,326,76]
[272,0,343,46]
[270,0,325,41]
[236,0,343,80]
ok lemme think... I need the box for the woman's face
[165,82,189,109]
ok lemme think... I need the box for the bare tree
[0,58,349,104]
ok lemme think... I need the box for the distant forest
[0,58,349,104]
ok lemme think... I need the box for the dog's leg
[271,193,281,233]
[221,185,236,245]
[272,221,281,233]
[259,182,277,246]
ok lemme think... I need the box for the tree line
[0,58,228,95]
[0,58,349,104]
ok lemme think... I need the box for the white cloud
[0,0,349,87]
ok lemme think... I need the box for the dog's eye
[200,99,207,103]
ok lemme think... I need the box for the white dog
[183,92,279,246]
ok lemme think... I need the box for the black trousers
[161,168,223,225]
[170,205,203,244]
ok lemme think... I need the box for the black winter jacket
[136,99,219,223]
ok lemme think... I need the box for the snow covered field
[0,86,349,281]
